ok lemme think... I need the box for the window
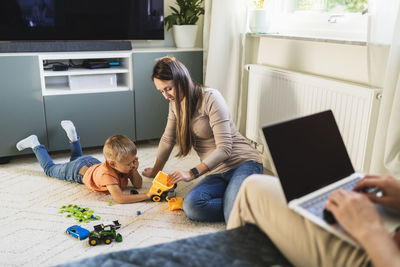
[296,0,367,12]
[261,0,369,41]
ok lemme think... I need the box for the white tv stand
[39,51,132,96]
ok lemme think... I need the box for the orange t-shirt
[82,162,130,194]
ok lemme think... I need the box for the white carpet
[0,141,225,266]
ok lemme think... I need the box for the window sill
[247,32,366,46]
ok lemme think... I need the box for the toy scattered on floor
[60,204,100,223]
[66,225,91,240]
[149,171,177,202]
[88,220,123,246]
[108,202,114,206]
[168,197,184,211]
[136,210,141,215]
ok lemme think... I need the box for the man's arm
[106,184,150,204]
[358,225,400,267]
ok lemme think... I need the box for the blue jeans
[33,138,100,184]
[182,161,263,223]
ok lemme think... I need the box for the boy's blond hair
[103,134,137,162]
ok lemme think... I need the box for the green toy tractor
[88,220,123,246]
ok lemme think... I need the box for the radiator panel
[246,65,381,172]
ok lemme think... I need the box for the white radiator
[246,64,382,172]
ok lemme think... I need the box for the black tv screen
[0,0,164,40]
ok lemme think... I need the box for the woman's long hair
[152,56,204,157]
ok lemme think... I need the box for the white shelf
[43,86,130,96]
[43,66,129,77]
[39,51,133,96]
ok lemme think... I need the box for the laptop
[262,110,400,246]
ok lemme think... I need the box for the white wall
[246,36,390,87]
[131,0,204,48]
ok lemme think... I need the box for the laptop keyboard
[300,176,361,219]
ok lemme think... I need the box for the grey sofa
[58,224,291,267]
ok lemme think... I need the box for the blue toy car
[66,225,90,240]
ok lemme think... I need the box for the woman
[142,56,263,222]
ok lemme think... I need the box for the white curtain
[203,0,248,122]
[369,0,400,177]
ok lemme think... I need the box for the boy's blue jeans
[33,138,100,184]
[182,161,263,223]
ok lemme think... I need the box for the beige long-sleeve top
[156,88,262,175]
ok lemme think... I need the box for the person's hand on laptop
[353,174,400,210]
[325,176,400,267]
[326,189,400,267]
[325,189,385,243]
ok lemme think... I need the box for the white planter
[249,9,270,33]
[173,25,198,48]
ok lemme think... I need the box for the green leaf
[170,6,180,15]
[164,0,204,30]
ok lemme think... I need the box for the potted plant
[248,0,270,34]
[164,0,205,48]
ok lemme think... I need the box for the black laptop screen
[262,110,355,202]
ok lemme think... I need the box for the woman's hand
[168,170,194,184]
[353,175,400,210]
[142,159,166,179]
[142,167,156,178]
[325,189,385,242]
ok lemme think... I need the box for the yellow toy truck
[149,171,177,202]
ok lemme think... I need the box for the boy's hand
[131,167,143,189]
[133,157,139,170]
[394,227,400,249]
[107,184,151,204]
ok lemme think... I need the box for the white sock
[61,120,78,142]
[16,135,40,151]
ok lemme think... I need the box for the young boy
[16,120,151,204]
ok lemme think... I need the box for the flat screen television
[0,0,164,40]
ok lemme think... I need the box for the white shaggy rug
[0,141,225,266]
